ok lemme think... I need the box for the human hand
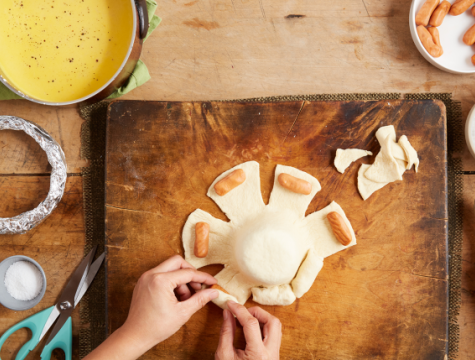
[215,301,282,360]
[121,255,219,352]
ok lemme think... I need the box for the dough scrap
[375,125,396,143]
[356,126,418,200]
[357,164,388,201]
[399,135,420,172]
[252,284,296,306]
[334,149,373,174]
[183,163,356,309]
[364,135,402,183]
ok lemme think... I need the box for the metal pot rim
[0,0,138,106]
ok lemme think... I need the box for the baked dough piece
[334,149,373,174]
[182,161,357,308]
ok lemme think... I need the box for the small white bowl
[0,256,47,311]
[410,0,475,74]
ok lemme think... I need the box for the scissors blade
[57,246,97,305]
[43,246,97,346]
[74,252,105,307]
[38,306,60,342]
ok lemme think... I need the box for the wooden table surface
[105,100,448,359]
[1,0,475,358]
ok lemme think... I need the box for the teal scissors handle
[0,306,55,360]
[40,316,72,360]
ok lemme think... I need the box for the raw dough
[206,285,239,310]
[357,164,388,201]
[375,125,407,162]
[182,161,356,308]
[375,125,396,143]
[399,135,420,172]
[291,249,324,298]
[252,284,296,306]
[214,265,257,304]
[234,210,307,286]
[364,135,403,183]
[301,201,357,258]
[334,149,373,174]
[268,164,321,219]
[356,126,419,200]
[207,161,265,225]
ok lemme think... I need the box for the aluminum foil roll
[0,116,67,234]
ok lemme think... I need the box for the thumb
[181,288,219,317]
[216,309,236,360]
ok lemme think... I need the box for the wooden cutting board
[105,100,448,360]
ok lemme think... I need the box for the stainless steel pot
[0,0,149,106]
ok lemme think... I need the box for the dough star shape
[182,161,357,308]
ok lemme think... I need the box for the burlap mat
[79,93,462,359]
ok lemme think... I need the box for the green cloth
[0,0,161,101]
[108,0,161,99]
[0,83,23,100]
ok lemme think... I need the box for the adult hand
[122,255,219,352]
[215,301,282,360]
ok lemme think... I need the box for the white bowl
[465,104,475,158]
[410,0,475,73]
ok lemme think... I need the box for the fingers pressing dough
[185,163,357,308]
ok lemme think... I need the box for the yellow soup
[0,0,134,103]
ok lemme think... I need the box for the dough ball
[234,210,306,286]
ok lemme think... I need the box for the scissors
[0,246,105,360]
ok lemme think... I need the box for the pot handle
[135,0,150,40]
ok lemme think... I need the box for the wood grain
[105,99,447,359]
[0,102,87,174]
[460,176,475,359]
[0,176,85,360]
[3,0,475,357]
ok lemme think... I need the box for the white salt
[4,261,43,301]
